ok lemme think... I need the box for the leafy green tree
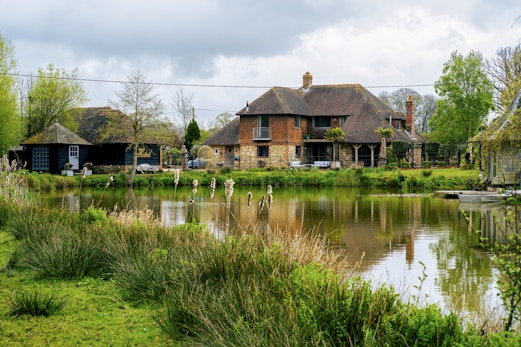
[0,34,20,155]
[185,118,201,152]
[429,51,494,144]
[214,112,234,128]
[25,64,88,137]
[109,70,166,185]
[324,127,345,162]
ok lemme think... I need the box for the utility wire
[2,72,434,90]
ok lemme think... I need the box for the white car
[136,164,159,173]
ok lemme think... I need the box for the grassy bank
[1,197,520,346]
[22,166,482,191]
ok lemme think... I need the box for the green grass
[23,167,482,191]
[2,194,521,345]
[0,231,175,346]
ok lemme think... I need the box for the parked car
[136,163,159,173]
[188,159,205,169]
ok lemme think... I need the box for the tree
[0,34,20,155]
[324,127,345,163]
[171,88,194,138]
[185,117,201,153]
[25,64,88,137]
[214,112,234,129]
[109,70,166,185]
[379,88,421,114]
[429,51,494,145]
[416,94,437,133]
[379,89,436,133]
[486,44,521,114]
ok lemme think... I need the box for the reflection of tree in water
[429,211,494,314]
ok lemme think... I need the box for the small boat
[458,191,512,203]
[458,192,482,203]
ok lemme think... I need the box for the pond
[39,185,507,322]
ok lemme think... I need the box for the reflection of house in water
[477,203,520,244]
[202,191,428,270]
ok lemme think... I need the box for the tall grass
[2,162,518,345]
[8,289,67,317]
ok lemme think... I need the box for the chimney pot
[302,72,313,90]
[405,96,416,137]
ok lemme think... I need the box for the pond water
[39,185,507,321]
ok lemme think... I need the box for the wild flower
[247,191,252,207]
[258,195,265,212]
[210,177,216,199]
[105,176,114,188]
[0,155,26,202]
[224,178,234,198]
[267,185,273,209]
[173,169,180,188]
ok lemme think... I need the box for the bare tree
[108,70,165,185]
[415,94,437,133]
[379,88,421,114]
[486,44,521,113]
[171,88,194,138]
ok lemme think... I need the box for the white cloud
[2,1,521,125]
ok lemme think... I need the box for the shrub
[8,289,67,317]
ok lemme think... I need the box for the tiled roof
[205,117,240,146]
[22,122,91,145]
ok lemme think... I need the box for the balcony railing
[252,127,272,140]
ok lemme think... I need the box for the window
[339,116,347,127]
[32,146,49,170]
[257,146,269,157]
[313,117,331,128]
[295,115,301,128]
[295,146,301,158]
[258,115,269,128]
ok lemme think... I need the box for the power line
[2,72,434,90]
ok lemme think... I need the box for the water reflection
[39,186,508,320]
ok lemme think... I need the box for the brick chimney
[405,95,416,137]
[302,72,313,90]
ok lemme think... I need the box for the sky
[1,0,521,127]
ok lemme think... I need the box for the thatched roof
[236,83,425,144]
[205,117,240,146]
[76,107,132,144]
[22,122,91,145]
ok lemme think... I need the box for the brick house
[206,72,425,169]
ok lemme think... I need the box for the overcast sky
[1,0,521,127]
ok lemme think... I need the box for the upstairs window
[313,117,331,128]
[295,115,301,128]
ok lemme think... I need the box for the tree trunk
[128,144,138,186]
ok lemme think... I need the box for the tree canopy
[25,64,88,137]
[0,34,20,155]
[429,51,494,144]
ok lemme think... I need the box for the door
[225,147,234,167]
[69,145,79,170]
